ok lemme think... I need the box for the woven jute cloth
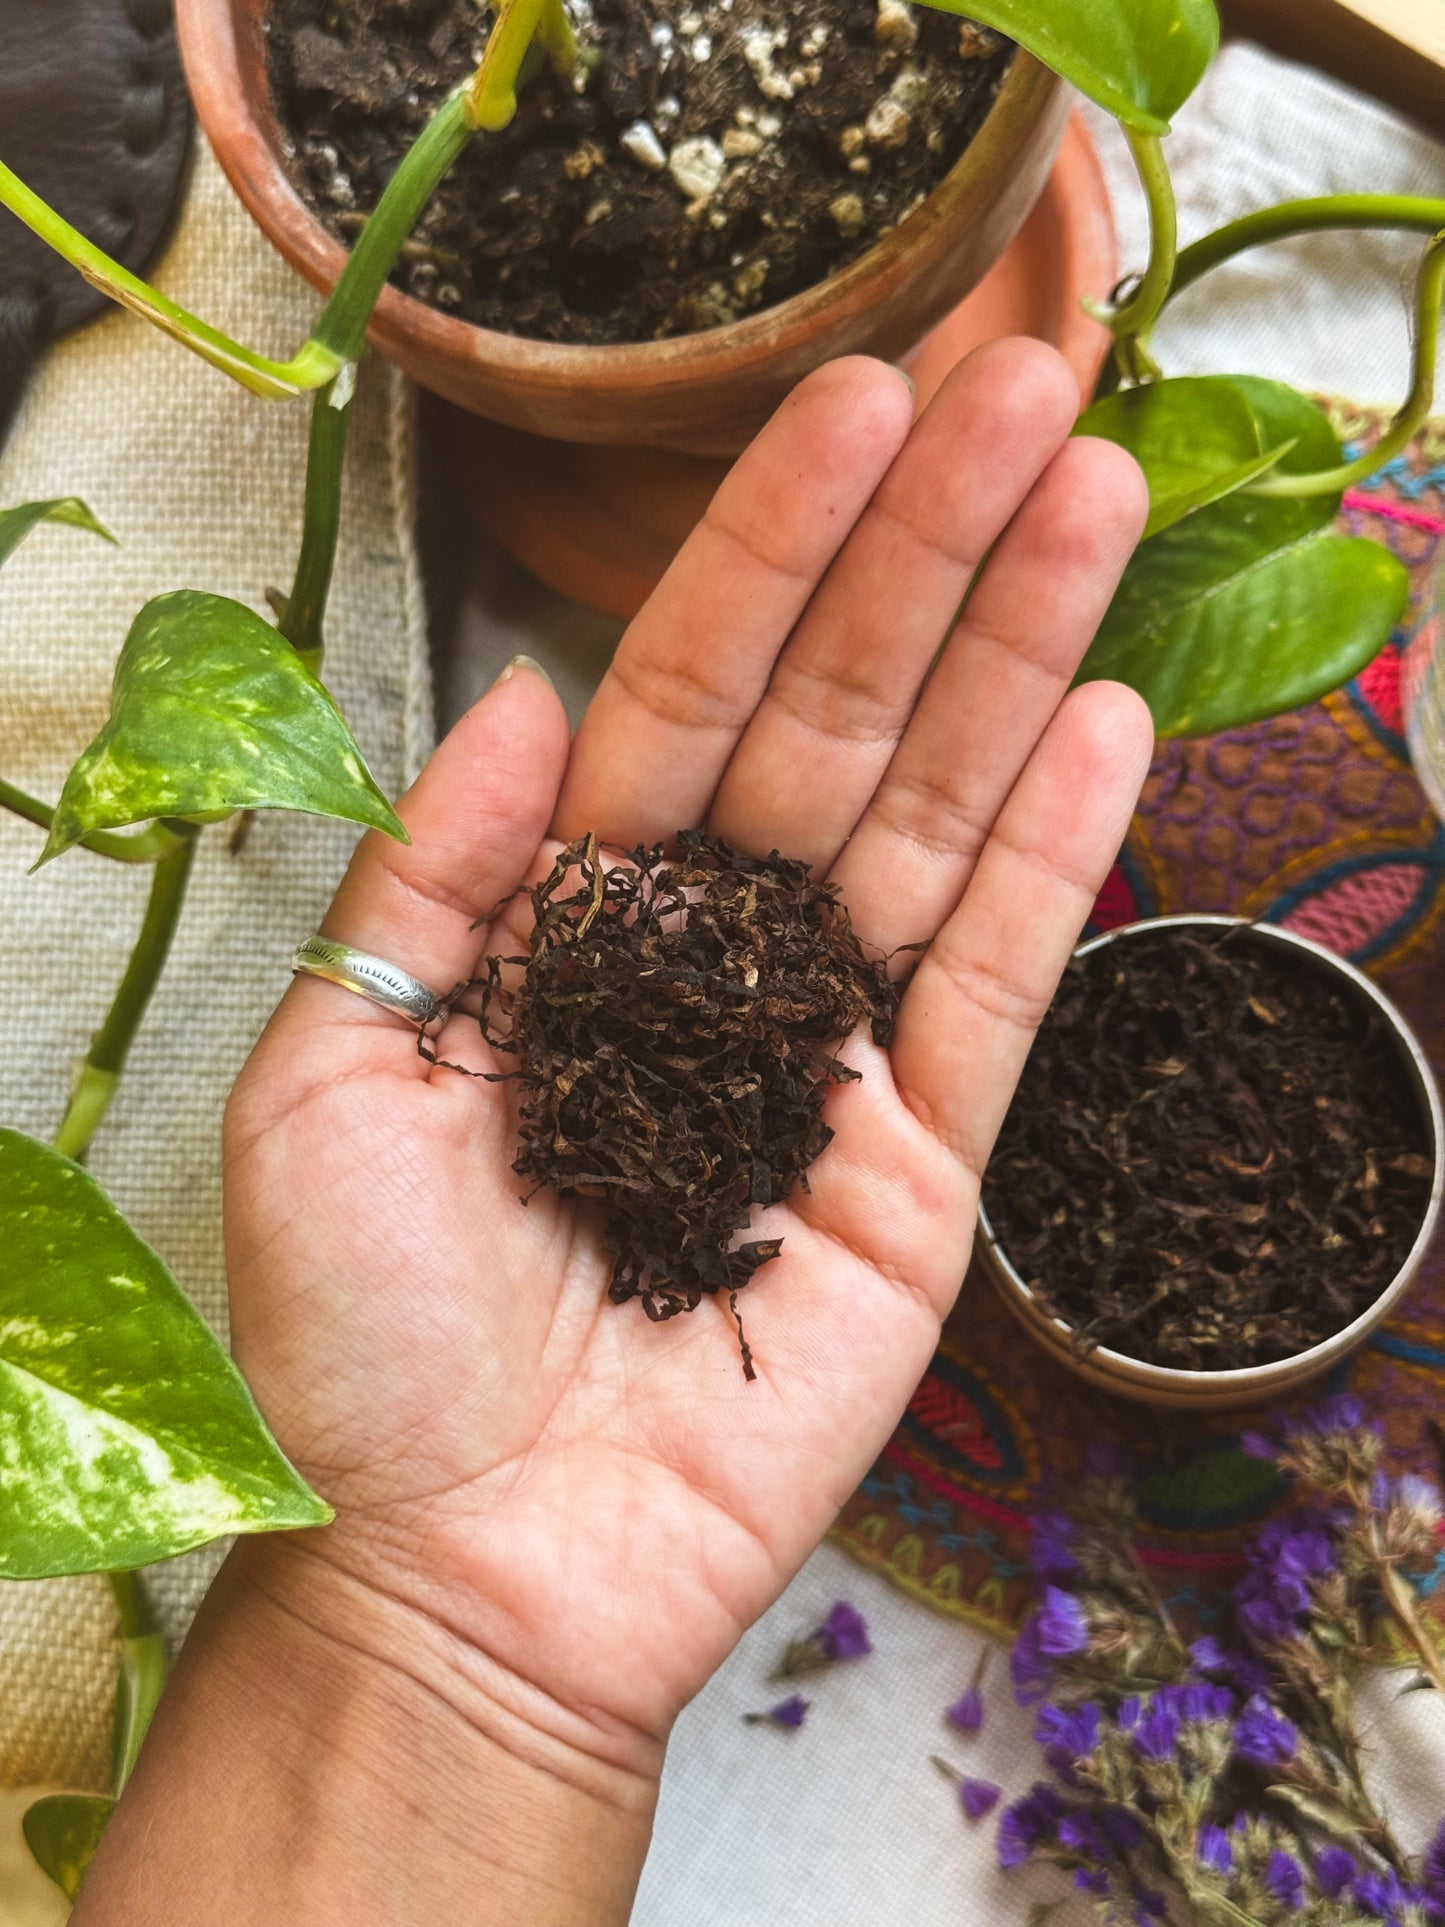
[0,143,431,1793]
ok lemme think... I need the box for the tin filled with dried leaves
[976,916,1444,1409]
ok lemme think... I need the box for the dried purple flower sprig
[743,1693,810,1730]
[995,1404,1445,1926]
[770,1599,873,1681]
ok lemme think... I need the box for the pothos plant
[0,0,1439,1899]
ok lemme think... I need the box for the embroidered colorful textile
[833,410,1445,1637]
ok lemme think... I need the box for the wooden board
[1220,0,1445,127]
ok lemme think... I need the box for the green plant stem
[308,90,478,367]
[1243,228,1444,499]
[280,81,492,660]
[53,833,197,1162]
[1170,194,1445,302]
[279,378,351,665]
[0,777,182,863]
[467,0,579,131]
[108,1571,167,1793]
[0,158,340,399]
[1102,131,1177,384]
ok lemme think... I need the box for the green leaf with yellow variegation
[39,590,406,864]
[0,1129,331,1577]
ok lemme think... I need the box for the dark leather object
[0,0,190,444]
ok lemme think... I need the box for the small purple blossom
[959,1778,1001,1822]
[1291,1393,1365,1436]
[1423,1818,1445,1907]
[1264,1849,1304,1909]
[1035,1701,1099,1762]
[1241,1429,1277,1461]
[743,1693,809,1729]
[1155,1680,1233,1725]
[946,1686,984,1734]
[1133,1699,1181,1763]
[1353,1866,1421,1924]
[1233,1695,1296,1767]
[819,1600,871,1661]
[1009,1615,1053,1706]
[997,1784,1064,1869]
[1101,1808,1144,1854]
[1073,1866,1109,1895]
[1029,1511,1081,1584]
[1189,1635,1229,1675]
[1236,1592,1297,1645]
[1197,1825,1232,1874]
[1057,1810,1100,1855]
[1036,1586,1090,1658]
[1316,1847,1358,1900]
[1118,1695,1143,1732]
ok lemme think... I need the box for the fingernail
[894,365,916,396]
[493,652,555,691]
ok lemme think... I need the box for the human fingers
[705,338,1081,867]
[250,659,569,1081]
[832,434,1148,953]
[888,679,1154,1182]
[553,356,914,849]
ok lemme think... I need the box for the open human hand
[225,338,1149,1757]
[106,340,1150,1924]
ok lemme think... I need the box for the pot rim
[976,913,1445,1404]
[176,0,1057,390]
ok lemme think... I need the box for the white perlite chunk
[620,121,668,171]
[721,127,763,159]
[865,97,911,150]
[741,22,794,100]
[668,135,726,202]
[874,0,918,50]
[890,65,927,109]
[799,22,829,56]
[829,192,865,236]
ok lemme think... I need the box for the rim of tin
[975,914,1445,1402]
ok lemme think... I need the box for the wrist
[75,1536,660,1926]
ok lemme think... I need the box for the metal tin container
[975,915,1445,1410]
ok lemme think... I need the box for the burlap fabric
[0,143,431,1792]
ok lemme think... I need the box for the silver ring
[292,936,445,1026]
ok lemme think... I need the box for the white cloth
[0,143,430,1795]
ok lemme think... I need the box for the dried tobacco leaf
[474,832,900,1377]
[981,929,1434,1369]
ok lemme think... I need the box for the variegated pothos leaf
[0,1129,330,1577]
[39,590,406,863]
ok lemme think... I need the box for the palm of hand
[223,345,1151,1759]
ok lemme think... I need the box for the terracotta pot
[428,110,1116,618]
[175,0,1070,454]
[975,917,1445,1412]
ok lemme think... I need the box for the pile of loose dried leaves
[470,832,899,1375]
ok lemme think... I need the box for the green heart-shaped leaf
[0,497,113,568]
[1079,378,1409,736]
[0,1129,331,1577]
[23,1794,115,1901]
[914,0,1218,132]
[39,590,407,864]
[1077,375,1296,539]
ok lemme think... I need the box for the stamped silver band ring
[291,936,445,1027]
